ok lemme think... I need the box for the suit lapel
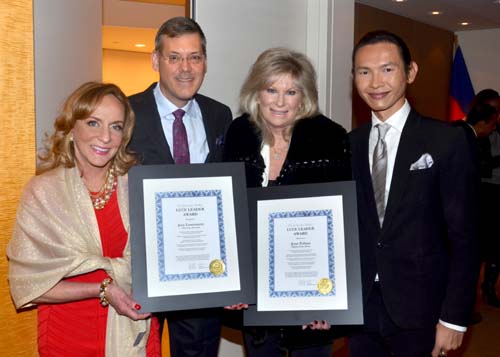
[144,85,174,163]
[382,110,422,231]
[196,94,216,162]
[355,124,381,233]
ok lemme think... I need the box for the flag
[449,46,475,121]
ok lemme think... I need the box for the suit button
[377,242,383,249]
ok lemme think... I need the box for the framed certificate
[244,181,363,326]
[129,163,255,312]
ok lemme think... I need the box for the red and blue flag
[449,46,475,121]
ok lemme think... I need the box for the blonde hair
[239,47,319,144]
[37,82,136,175]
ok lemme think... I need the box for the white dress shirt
[368,100,466,332]
[368,100,410,206]
[261,143,270,187]
[154,83,209,164]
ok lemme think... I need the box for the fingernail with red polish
[134,303,141,310]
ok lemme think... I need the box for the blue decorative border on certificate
[268,210,335,297]
[155,190,227,281]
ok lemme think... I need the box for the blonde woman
[223,48,351,356]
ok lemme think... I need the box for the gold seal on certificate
[209,259,225,276]
[317,278,333,295]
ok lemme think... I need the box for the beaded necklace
[89,165,117,210]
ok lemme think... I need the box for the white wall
[193,0,308,115]
[328,0,355,130]
[34,0,102,151]
[456,29,500,93]
[193,0,354,130]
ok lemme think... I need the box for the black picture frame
[244,181,363,326]
[129,163,255,312]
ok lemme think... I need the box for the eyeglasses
[159,53,205,65]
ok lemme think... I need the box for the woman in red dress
[8,82,160,356]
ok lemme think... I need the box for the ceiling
[103,0,500,54]
[102,0,182,53]
[103,26,157,53]
[357,0,500,32]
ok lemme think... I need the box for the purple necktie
[172,109,190,164]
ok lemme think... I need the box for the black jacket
[223,113,351,187]
[128,82,232,164]
[350,110,479,328]
[221,113,352,348]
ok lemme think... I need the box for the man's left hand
[431,323,464,356]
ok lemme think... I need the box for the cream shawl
[7,166,149,356]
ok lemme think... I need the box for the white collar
[154,82,195,118]
[371,99,411,133]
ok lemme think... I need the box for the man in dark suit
[452,103,497,176]
[349,30,479,357]
[128,17,232,357]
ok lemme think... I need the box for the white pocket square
[410,153,434,171]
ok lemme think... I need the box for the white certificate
[257,195,348,311]
[142,176,241,297]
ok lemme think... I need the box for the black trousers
[480,182,500,263]
[243,327,333,357]
[157,308,222,357]
[222,309,335,357]
[349,283,435,357]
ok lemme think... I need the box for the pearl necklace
[89,166,117,210]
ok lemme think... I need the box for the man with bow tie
[348,30,479,357]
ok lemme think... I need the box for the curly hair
[37,82,136,175]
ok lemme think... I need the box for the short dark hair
[352,30,412,74]
[154,16,207,56]
[469,89,499,110]
[466,103,498,126]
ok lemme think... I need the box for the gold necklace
[89,166,117,210]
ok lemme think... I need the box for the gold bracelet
[99,277,113,307]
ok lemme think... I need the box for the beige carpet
[333,281,500,356]
[460,294,500,356]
